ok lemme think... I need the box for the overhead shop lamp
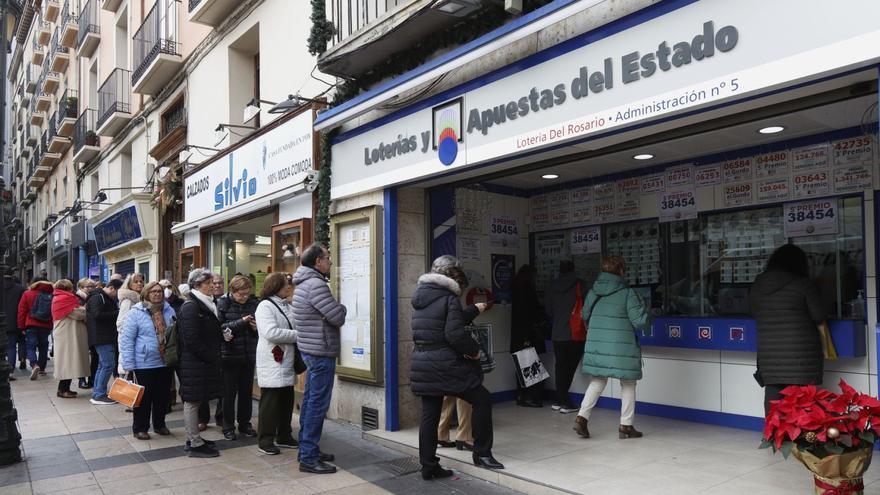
[434,0,481,16]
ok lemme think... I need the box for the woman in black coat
[510,264,546,408]
[217,275,259,440]
[750,244,827,416]
[178,268,224,458]
[410,255,503,480]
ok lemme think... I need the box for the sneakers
[276,438,298,449]
[258,445,281,455]
[551,402,562,411]
[188,443,220,458]
[30,366,40,380]
[239,425,257,437]
[184,439,216,452]
[551,402,578,413]
[223,430,237,441]
[90,396,116,405]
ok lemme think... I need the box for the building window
[161,98,186,139]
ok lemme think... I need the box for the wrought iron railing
[73,109,98,155]
[97,68,131,129]
[24,64,36,92]
[78,0,99,46]
[329,0,392,47]
[188,0,201,11]
[40,132,48,156]
[132,0,180,84]
[61,0,78,25]
[48,112,59,141]
[161,102,186,138]
[57,88,79,123]
[51,26,69,56]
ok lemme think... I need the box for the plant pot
[791,446,873,494]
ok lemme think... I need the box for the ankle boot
[619,424,643,439]
[573,416,590,438]
[421,464,453,480]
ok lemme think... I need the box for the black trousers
[257,386,295,449]
[199,397,224,424]
[419,385,493,467]
[222,363,255,432]
[132,367,172,433]
[554,340,585,404]
[87,346,98,384]
[764,384,788,417]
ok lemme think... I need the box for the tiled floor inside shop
[368,401,880,494]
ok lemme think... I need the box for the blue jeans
[93,344,116,399]
[298,354,336,464]
[26,327,51,370]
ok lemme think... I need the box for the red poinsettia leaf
[855,394,880,408]
[839,379,857,398]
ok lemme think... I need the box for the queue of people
[3,243,348,475]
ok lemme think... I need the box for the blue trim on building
[384,188,400,431]
[593,396,765,432]
[329,0,700,143]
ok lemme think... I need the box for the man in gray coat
[544,260,586,414]
[292,243,347,474]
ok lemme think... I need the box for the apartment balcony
[60,1,79,48]
[30,109,45,126]
[27,159,50,189]
[39,135,61,169]
[187,0,238,26]
[97,68,131,136]
[42,71,60,94]
[21,87,31,107]
[73,109,100,164]
[43,0,60,23]
[56,89,78,137]
[31,39,45,65]
[132,0,181,96]
[25,126,37,147]
[48,113,72,154]
[77,0,100,58]
[101,0,122,13]
[36,20,51,46]
[49,28,71,73]
[24,65,37,94]
[34,91,51,112]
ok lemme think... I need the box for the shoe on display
[258,445,281,455]
[90,396,116,405]
[188,443,220,458]
[299,461,337,474]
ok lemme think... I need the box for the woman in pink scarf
[52,280,88,398]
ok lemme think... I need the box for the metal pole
[0,0,23,466]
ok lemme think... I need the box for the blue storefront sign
[94,204,143,253]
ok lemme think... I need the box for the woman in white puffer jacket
[254,272,298,455]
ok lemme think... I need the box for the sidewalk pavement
[0,366,522,495]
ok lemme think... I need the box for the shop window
[271,219,312,276]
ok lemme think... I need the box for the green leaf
[839,435,853,448]
[758,439,772,450]
[826,442,845,455]
[858,431,875,444]
[780,441,794,459]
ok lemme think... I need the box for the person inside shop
[510,264,547,408]
[750,244,827,416]
[544,260,586,414]
[411,255,504,480]
[574,255,651,440]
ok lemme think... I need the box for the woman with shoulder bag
[119,281,175,440]
[217,275,260,440]
[254,272,301,456]
[574,255,652,440]
[51,279,89,399]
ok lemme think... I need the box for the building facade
[315,0,880,433]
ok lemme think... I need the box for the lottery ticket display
[604,220,661,286]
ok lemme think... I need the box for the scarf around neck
[51,289,80,321]
[191,289,218,317]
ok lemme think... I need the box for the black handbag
[265,298,307,374]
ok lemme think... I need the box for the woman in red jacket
[17,277,55,380]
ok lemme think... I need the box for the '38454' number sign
[783,199,838,238]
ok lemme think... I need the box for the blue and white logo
[214,155,257,211]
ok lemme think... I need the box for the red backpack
[569,283,587,342]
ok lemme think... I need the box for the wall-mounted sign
[723,182,753,207]
[491,254,515,304]
[183,111,314,224]
[831,136,873,165]
[488,215,519,248]
[783,198,838,237]
[93,204,143,254]
[754,151,788,179]
[571,226,601,254]
[330,0,880,199]
[791,170,831,198]
[658,187,697,222]
[694,164,722,186]
[833,165,873,193]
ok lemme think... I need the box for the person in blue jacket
[120,281,175,440]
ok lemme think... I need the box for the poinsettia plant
[761,379,880,458]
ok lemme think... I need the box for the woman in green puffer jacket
[573,255,652,440]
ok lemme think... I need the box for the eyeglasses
[148,289,164,294]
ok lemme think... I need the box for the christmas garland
[308,0,335,56]
[315,131,334,246]
[150,170,182,215]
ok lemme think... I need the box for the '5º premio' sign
[783,199,838,237]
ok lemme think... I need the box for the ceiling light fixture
[758,125,785,134]
[541,174,559,179]
[633,154,654,160]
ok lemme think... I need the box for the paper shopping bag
[512,346,550,388]
[108,375,144,408]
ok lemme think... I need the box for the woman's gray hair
[431,255,462,278]
[187,268,215,288]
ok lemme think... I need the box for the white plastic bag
[512,346,550,388]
